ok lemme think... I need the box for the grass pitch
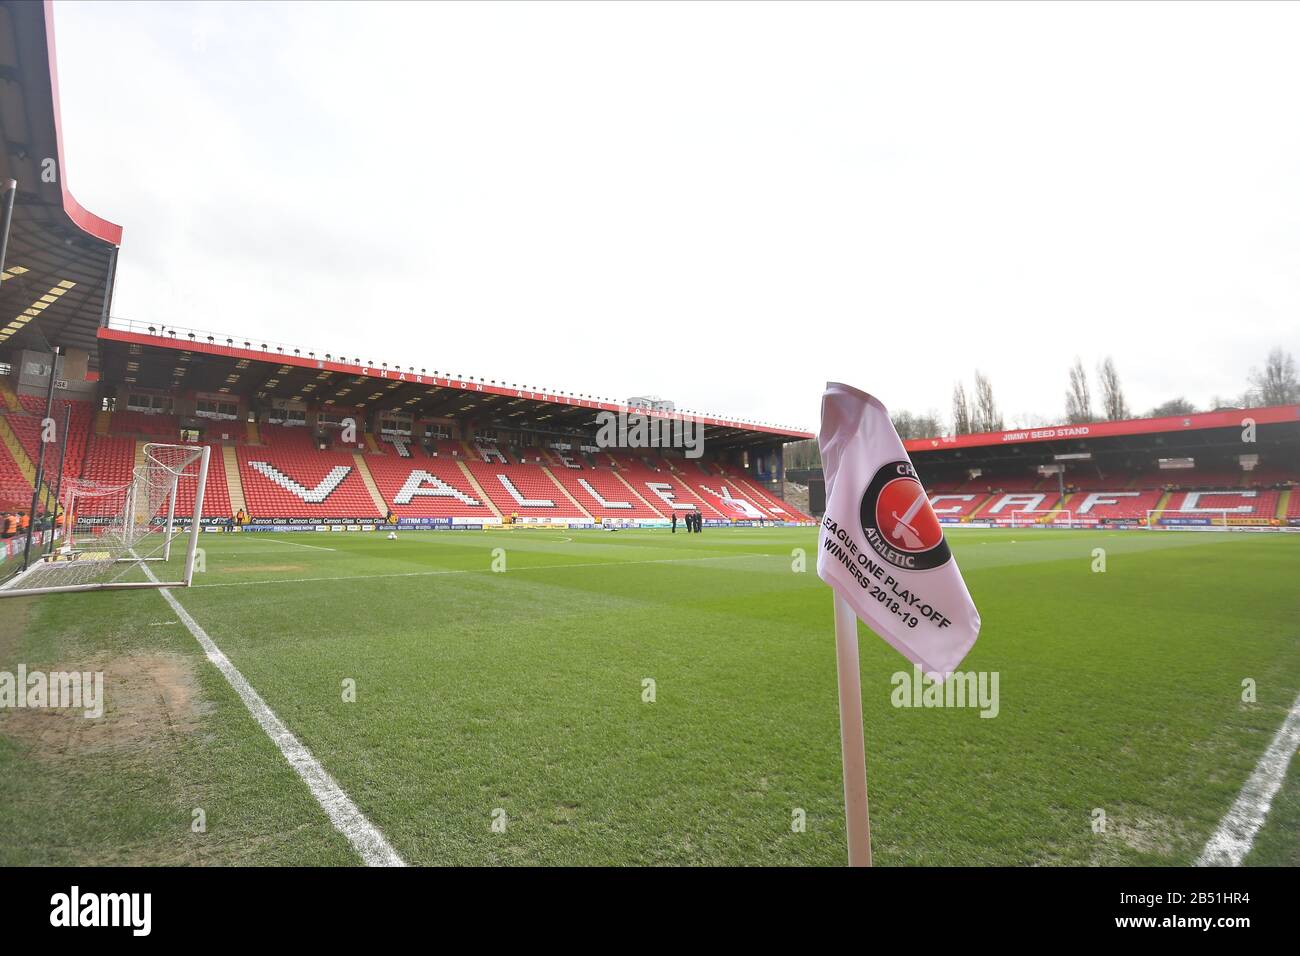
[1,527,1297,866]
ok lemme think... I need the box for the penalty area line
[1196,687,1300,867]
[139,561,404,867]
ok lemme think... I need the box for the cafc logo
[859,460,950,571]
[50,886,151,936]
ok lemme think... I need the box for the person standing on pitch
[671,511,678,533]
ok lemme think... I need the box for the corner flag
[816,382,982,865]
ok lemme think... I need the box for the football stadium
[0,1,1297,911]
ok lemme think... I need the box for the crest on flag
[859,460,950,569]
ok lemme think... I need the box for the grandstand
[907,408,1300,529]
[1,327,815,538]
[0,348,816,535]
[5,305,1297,536]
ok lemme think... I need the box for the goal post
[0,444,210,597]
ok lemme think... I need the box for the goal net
[0,444,210,596]
[1007,510,1074,529]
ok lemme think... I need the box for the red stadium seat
[365,444,497,520]
[466,461,588,520]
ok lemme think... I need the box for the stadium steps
[222,446,246,515]
[245,420,260,445]
[731,476,814,522]
[0,416,54,509]
[541,466,595,522]
[964,493,996,521]
[1277,489,1291,521]
[455,460,502,520]
[364,433,383,455]
[1149,490,1173,521]
[1043,493,1073,522]
[351,452,390,514]
[607,468,666,517]
[459,440,480,462]
[94,409,112,436]
[130,442,149,503]
[0,379,20,413]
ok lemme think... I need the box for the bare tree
[1208,394,1244,412]
[916,409,945,438]
[1147,397,1197,418]
[952,382,972,435]
[1247,347,1300,406]
[1007,412,1054,429]
[892,409,945,440]
[972,370,1002,432]
[784,439,820,471]
[1065,357,1093,424]
[1097,357,1129,421]
[891,410,918,440]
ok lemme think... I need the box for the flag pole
[833,592,873,866]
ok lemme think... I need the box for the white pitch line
[140,561,404,867]
[190,551,772,589]
[1196,688,1300,867]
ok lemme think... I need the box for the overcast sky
[53,0,1300,433]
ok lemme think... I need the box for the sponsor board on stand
[397,518,454,529]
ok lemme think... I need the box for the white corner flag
[816,382,982,866]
